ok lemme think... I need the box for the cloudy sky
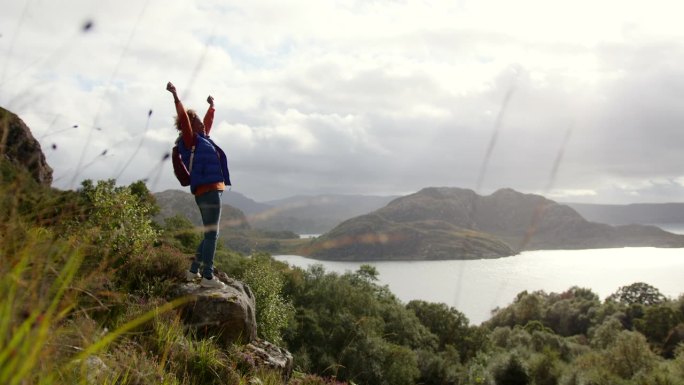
[2,0,684,203]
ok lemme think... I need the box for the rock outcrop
[0,106,53,185]
[173,271,294,379]
[241,339,294,379]
[175,273,258,346]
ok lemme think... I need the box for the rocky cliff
[0,106,53,185]
[306,187,684,260]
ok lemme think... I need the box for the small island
[300,187,684,261]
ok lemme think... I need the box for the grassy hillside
[2,159,684,384]
[0,159,318,384]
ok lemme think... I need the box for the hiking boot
[200,277,226,288]
[185,270,201,282]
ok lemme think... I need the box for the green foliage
[415,346,462,385]
[0,228,85,385]
[135,314,240,385]
[589,317,625,349]
[283,264,430,385]
[492,354,530,385]
[118,244,188,297]
[604,331,659,379]
[544,287,601,336]
[489,290,546,329]
[74,179,159,264]
[407,300,481,361]
[487,287,602,338]
[162,214,202,253]
[379,343,420,385]
[608,282,667,306]
[4,159,684,384]
[240,253,295,344]
[634,305,681,345]
[527,349,562,385]
[289,373,350,385]
[379,300,438,351]
[129,180,160,217]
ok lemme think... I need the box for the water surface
[275,247,684,325]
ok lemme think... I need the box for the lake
[275,247,684,325]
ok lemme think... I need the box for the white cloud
[2,0,684,202]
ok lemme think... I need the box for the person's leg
[194,190,223,279]
[189,240,204,275]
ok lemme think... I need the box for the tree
[607,282,666,306]
[488,291,547,329]
[543,287,600,336]
[407,300,480,362]
[128,179,159,216]
[75,179,158,264]
[589,317,624,349]
[493,355,529,385]
[604,331,658,379]
[634,305,681,345]
[528,349,561,385]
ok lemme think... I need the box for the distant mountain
[223,190,272,215]
[155,190,396,236]
[305,187,684,261]
[154,189,250,230]
[566,202,684,226]
[251,194,398,234]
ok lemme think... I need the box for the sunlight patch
[547,189,597,198]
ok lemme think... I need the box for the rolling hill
[304,187,684,261]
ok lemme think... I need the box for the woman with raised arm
[167,81,231,288]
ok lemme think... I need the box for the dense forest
[1,158,684,384]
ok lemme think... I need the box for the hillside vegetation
[2,108,684,384]
[3,159,684,385]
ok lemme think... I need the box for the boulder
[240,339,294,380]
[0,106,53,185]
[175,273,257,346]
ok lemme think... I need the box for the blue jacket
[178,133,231,194]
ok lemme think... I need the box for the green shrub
[604,331,658,379]
[118,244,188,297]
[289,373,350,384]
[634,305,681,346]
[528,349,562,385]
[492,354,530,385]
[162,215,202,253]
[73,179,159,266]
[415,346,462,385]
[240,253,295,344]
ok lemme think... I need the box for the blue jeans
[190,190,222,279]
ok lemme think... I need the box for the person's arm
[204,95,215,135]
[166,82,194,148]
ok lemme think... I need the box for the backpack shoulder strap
[176,135,197,172]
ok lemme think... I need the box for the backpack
[172,137,195,186]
